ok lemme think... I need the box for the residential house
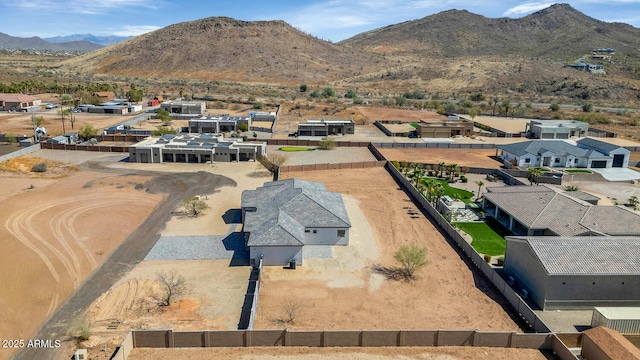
[160,101,206,115]
[482,185,640,236]
[0,93,41,111]
[128,133,266,164]
[241,179,351,266]
[188,116,251,134]
[504,236,640,310]
[415,118,474,138]
[297,119,355,136]
[496,139,628,169]
[526,120,589,139]
[93,91,115,101]
[577,137,630,168]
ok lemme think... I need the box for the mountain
[340,4,640,59]
[44,34,130,46]
[58,17,384,83]
[0,32,102,51]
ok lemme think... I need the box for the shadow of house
[222,208,243,224]
[222,232,250,266]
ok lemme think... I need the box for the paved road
[15,163,236,360]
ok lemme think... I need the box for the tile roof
[0,93,40,102]
[507,236,640,275]
[242,179,351,247]
[485,185,640,236]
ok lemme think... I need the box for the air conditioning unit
[521,289,529,299]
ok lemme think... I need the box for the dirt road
[15,165,236,360]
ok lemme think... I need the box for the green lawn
[565,169,592,173]
[410,123,418,128]
[426,178,474,204]
[455,217,511,256]
[278,147,315,152]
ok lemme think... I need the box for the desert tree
[182,196,209,217]
[394,244,428,280]
[34,115,45,126]
[629,195,639,210]
[549,101,560,112]
[279,297,305,324]
[155,108,172,123]
[318,137,336,150]
[156,269,188,306]
[257,153,288,175]
[299,83,308,92]
[78,125,98,140]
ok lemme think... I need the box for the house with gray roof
[525,119,588,139]
[496,139,627,169]
[482,185,640,237]
[577,137,630,168]
[504,236,640,310]
[241,179,351,266]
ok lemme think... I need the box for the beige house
[0,93,41,111]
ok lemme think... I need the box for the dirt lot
[0,110,135,137]
[0,161,161,360]
[379,148,503,168]
[254,167,522,332]
[128,346,552,360]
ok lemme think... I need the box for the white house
[241,179,351,266]
[496,139,629,169]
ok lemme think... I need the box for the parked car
[45,103,58,109]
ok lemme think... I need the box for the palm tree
[448,163,458,181]
[438,162,446,178]
[475,180,484,201]
[528,167,545,185]
[432,184,445,206]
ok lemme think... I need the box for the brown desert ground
[127,346,551,360]
[254,167,521,331]
[379,148,503,168]
[0,157,161,360]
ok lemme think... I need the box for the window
[574,159,578,163]
[313,230,317,234]
[337,229,346,237]
[555,158,560,163]
[524,158,531,164]
[305,229,310,233]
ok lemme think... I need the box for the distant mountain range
[0,32,102,51]
[44,34,131,46]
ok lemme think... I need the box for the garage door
[591,161,607,168]
[613,154,625,167]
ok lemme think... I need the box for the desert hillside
[58,17,386,85]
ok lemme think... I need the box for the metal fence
[372,142,498,149]
[0,143,40,163]
[279,161,386,173]
[238,259,262,330]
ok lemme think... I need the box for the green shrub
[318,137,336,150]
[460,176,468,183]
[484,254,492,263]
[239,123,249,131]
[496,257,505,266]
[31,162,48,173]
[391,160,400,169]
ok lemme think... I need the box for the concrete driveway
[590,168,640,181]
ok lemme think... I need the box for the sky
[1,0,640,42]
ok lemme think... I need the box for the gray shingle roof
[242,179,351,247]
[497,140,608,159]
[577,137,623,153]
[507,236,640,275]
[485,185,640,236]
